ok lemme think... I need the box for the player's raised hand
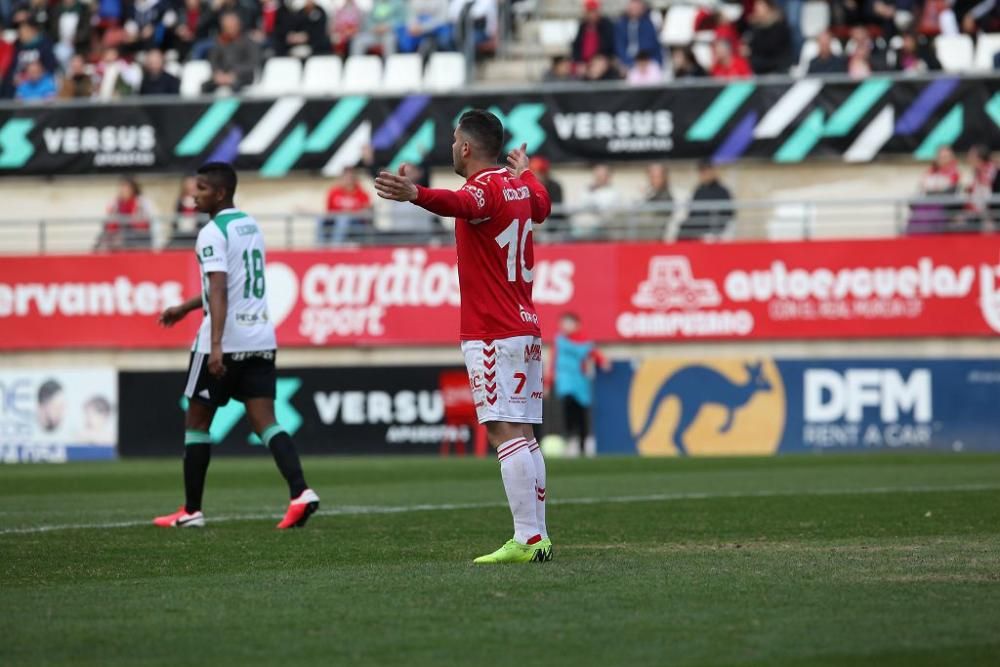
[374,165,418,202]
[507,143,529,177]
[158,305,187,327]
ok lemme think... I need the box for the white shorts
[461,335,543,424]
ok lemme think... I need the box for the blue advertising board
[593,359,1000,456]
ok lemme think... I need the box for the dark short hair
[38,380,63,404]
[197,161,238,198]
[457,109,504,160]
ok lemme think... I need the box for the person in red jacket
[710,39,751,79]
[320,167,372,244]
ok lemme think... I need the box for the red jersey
[413,167,552,341]
[326,184,371,212]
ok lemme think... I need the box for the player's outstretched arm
[158,296,202,327]
[206,272,228,377]
[375,164,488,219]
[374,165,419,202]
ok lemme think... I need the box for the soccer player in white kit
[153,162,319,529]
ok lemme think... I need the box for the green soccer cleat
[473,538,550,564]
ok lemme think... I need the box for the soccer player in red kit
[375,109,552,564]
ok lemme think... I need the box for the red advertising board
[1,236,998,350]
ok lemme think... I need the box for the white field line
[2,482,999,536]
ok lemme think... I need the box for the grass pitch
[2,454,999,667]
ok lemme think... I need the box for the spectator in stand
[320,167,372,245]
[584,52,621,80]
[96,177,155,251]
[351,0,404,56]
[962,0,1000,34]
[917,0,959,35]
[671,46,706,78]
[678,160,734,240]
[190,0,262,60]
[572,0,615,67]
[0,21,13,86]
[637,162,673,239]
[745,0,793,75]
[94,46,142,97]
[548,312,609,458]
[397,0,453,55]
[15,58,54,100]
[710,39,751,78]
[846,26,887,79]
[544,55,577,82]
[124,0,172,54]
[278,0,332,58]
[3,18,57,98]
[139,48,180,95]
[627,49,662,85]
[203,12,259,93]
[50,0,92,69]
[167,175,209,248]
[894,31,941,74]
[573,163,622,238]
[171,0,206,60]
[614,0,661,69]
[966,144,1000,230]
[450,0,499,54]
[331,0,364,56]
[908,145,962,233]
[807,30,848,75]
[529,156,566,233]
[778,0,805,55]
[22,0,50,27]
[58,52,94,98]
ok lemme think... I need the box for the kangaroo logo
[630,360,785,457]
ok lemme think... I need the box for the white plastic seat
[249,57,302,97]
[800,1,830,39]
[301,55,343,96]
[382,53,424,92]
[425,52,467,92]
[974,33,1000,71]
[935,34,974,71]
[341,54,384,93]
[539,19,578,53]
[660,5,697,46]
[180,60,212,97]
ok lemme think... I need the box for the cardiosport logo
[628,359,785,457]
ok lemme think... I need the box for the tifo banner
[118,364,471,457]
[594,358,1000,456]
[3,235,1000,350]
[0,77,998,176]
[0,368,117,463]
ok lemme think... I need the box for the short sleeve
[196,224,228,273]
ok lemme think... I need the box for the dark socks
[183,442,211,513]
[266,430,308,498]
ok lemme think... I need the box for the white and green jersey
[193,208,277,354]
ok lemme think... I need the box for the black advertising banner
[118,365,472,457]
[1,76,998,177]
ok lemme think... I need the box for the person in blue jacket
[615,0,662,69]
[549,312,610,457]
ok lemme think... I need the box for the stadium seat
[425,52,467,92]
[180,60,212,98]
[935,34,974,71]
[301,55,343,96]
[539,19,578,54]
[691,41,714,70]
[660,5,697,47]
[249,57,302,98]
[974,33,1000,71]
[341,55,384,93]
[800,1,830,39]
[382,54,424,93]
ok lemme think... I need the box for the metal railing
[0,196,995,255]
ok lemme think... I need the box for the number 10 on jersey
[495,219,534,283]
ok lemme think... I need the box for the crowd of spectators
[909,144,1000,233]
[545,0,1000,85]
[0,0,500,101]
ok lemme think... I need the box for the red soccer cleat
[277,489,320,529]
[153,506,205,528]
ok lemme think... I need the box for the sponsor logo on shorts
[524,343,541,362]
[229,350,275,361]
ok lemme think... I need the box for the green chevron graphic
[388,119,435,172]
[686,82,756,142]
[179,377,303,445]
[0,118,36,169]
[823,78,892,137]
[914,104,964,160]
[175,99,241,156]
[775,109,825,163]
[261,96,368,177]
[985,93,1000,130]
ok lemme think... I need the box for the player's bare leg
[473,421,547,564]
[244,398,319,529]
[153,400,215,527]
[521,423,551,560]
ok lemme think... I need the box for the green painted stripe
[260,423,285,447]
[686,82,756,142]
[823,79,892,138]
[914,105,964,161]
[305,96,368,153]
[259,124,309,178]
[184,430,213,445]
[388,119,436,172]
[775,109,825,163]
[175,99,242,157]
[985,93,1000,129]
